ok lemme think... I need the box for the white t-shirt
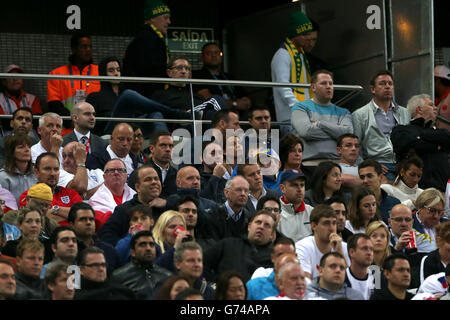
[31,142,63,167]
[417,272,448,296]
[295,235,350,280]
[106,145,134,176]
[58,168,104,190]
[345,268,375,300]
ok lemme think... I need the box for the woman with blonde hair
[366,221,391,267]
[152,210,188,254]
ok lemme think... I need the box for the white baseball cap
[434,65,450,80]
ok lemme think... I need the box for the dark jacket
[88,148,140,175]
[379,189,401,224]
[420,249,446,282]
[97,194,164,246]
[244,188,281,216]
[209,204,253,241]
[391,117,450,191]
[77,235,121,275]
[199,171,227,204]
[203,236,273,282]
[14,272,46,300]
[111,260,173,299]
[370,288,414,300]
[122,24,168,99]
[86,83,120,136]
[74,276,136,300]
[62,131,109,170]
[165,188,217,217]
[143,157,178,199]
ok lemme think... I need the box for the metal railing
[0,72,364,126]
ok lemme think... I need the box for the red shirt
[280,195,306,212]
[112,193,124,206]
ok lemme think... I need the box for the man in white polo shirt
[31,112,63,165]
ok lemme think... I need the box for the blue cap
[279,169,306,184]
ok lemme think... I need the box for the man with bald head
[89,122,139,176]
[209,175,252,240]
[98,165,166,246]
[58,141,104,199]
[89,159,136,214]
[63,102,108,170]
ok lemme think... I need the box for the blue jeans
[105,89,191,135]
[379,162,397,183]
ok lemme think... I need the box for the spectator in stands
[434,65,450,131]
[0,259,16,300]
[419,221,450,284]
[305,252,364,300]
[204,210,276,282]
[114,204,155,266]
[277,133,309,188]
[89,159,136,215]
[209,176,251,240]
[90,122,139,176]
[304,161,350,207]
[352,70,410,183]
[0,133,38,203]
[14,238,46,300]
[40,226,78,278]
[197,141,227,202]
[31,113,63,164]
[152,210,187,254]
[44,261,74,300]
[414,188,447,249]
[381,156,424,211]
[47,32,100,116]
[75,247,135,300]
[155,275,190,300]
[122,0,171,99]
[19,153,83,224]
[62,102,108,169]
[246,105,273,152]
[97,165,166,246]
[370,254,413,300]
[391,93,450,192]
[237,163,279,215]
[336,133,363,189]
[295,204,350,280]
[292,70,353,167]
[358,159,401,224]
[366,221,391,268]
[193,42,251,120]
[86,56,122,135]
[324,196,353,242]
[112,230,172,299]
[271,11,314,131]
[174,287,204,300]
[278,169,313,242]
[1,207,53,264]
[346,188,381,235]
[303,19,328,73]
[214,270,247,300]
[0,64,42,115]
[345,233,375,300]
[68,202,120,274]
[130,125,147,166]
[59,141,104,200]
[264,261,307,300]
[247,251,299,300]
[172,241,215,300]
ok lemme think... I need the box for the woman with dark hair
[381,156,424,210]
[304,161,349,206]
[214,270,247,300]
[0,133,38,203]
[346,188,382,235]
[155,275,191,300]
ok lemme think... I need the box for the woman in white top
[346,188,382,235]
[381,156,424,210]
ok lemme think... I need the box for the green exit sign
[166,27,214,53]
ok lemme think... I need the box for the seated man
[305,252,364,300]
[19,153,83,225]
[47,32,100,116]
[295,204,350,280]
[278,170,313,242]
[14,238,46,300]
[111,230,172,299]
[0,64,42,115]
[264,261,307,300]
[58,141,104,200]
[197,141,227,203]
[0,260,16,300]
[291,69,353,167]
[62,101,108,170]
[89,122,139,176]
[31,113,64,165]
[324,196,353,242]
[336,133,363,190]
[89,159,136,215]
[44,261,75,300]
[204,210,276,282]
[209,176,252,240]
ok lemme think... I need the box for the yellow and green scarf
[284,37,313,101]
